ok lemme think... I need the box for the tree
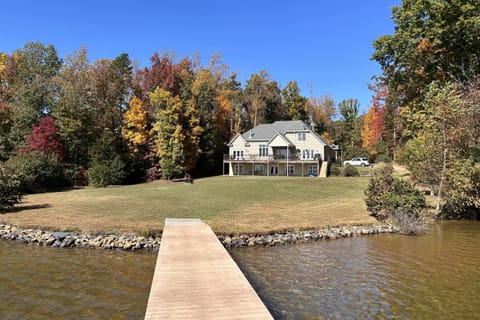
[52,47,94,167]
[372,0,480,138]
[283,81,308,121]
[88,130,126,187]
[243,71,270,127]
[121,96,149,153]
[307,94,336,140]
[19,116,64,159]
[90,54,132,133]
[365,164,427,234]
[361,87,386,151]
[190,69,223,176]
[338,98,363,157]
[150,88,202,179]
[399,82,480,214]
[263,81,284,123]
[0,166,23,210]
[7,42,62,150]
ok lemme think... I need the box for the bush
[343,164,359,177]
[5,151,67,193]
[329,163,342,176]
[88,156,126,187]
[88,131,126,187]
[0,166,23,210]
[365,164,427,234]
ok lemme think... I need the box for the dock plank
[144,218,273,319]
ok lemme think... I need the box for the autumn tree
[52,48,93,167]
[283,81,308,121]
[121,96,149,152]
[361,86,386,152]
[150,88,202,179]
[307,94,336,143]
[399,82,480,213]
[19,116,64,159]
[191,69,224,176]
[243,71,269,127]
[372,0,480,140]
[90,53,133,134]
[7,42,61,150]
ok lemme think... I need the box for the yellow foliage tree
[121,96,149,152]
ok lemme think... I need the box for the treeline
[0,42,367,189]
[366,0,480,217]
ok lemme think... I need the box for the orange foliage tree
[362,86,386,150]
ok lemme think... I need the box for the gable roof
[268,132,293,147]
[239,120,330,146]
[242,120,311,141]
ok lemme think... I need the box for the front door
[270,165,279,176]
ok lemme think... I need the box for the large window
[302,149,316,160]
[298,132,306,141]
[232,150,244,160]
[234,164,243,175]
[259,145,269,157]
[255,165,264,175]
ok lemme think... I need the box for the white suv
[343,157,370,167]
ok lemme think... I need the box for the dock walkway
[144,218,273,319]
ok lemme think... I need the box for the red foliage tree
[19,116,65,159]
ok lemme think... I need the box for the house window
[255,165,264,175]
[259,145,269,157]
[234,164,243,175]
[308,165,317,176]
[302,149,316,160]
[233,150,244,160]
[285,165,295,175]
[298,132,306,141]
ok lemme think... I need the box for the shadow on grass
[1,204,51,214]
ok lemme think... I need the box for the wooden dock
[144,218,273,319]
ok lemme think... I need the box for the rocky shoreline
[0,224,399,251]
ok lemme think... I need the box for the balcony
[224,154,319,162]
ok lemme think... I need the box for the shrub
[329,163,342,176]
[88,156,126,187]
[365,164,427,234]
[0,166,23,210]
[343,164,359,177]
[88,131,126,187]
[5,151,66,193]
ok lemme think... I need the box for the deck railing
[224,154,319,161]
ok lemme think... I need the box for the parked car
[343,157,370,167]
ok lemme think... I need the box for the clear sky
[1,0,400,113]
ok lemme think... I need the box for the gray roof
[242,120,312,141]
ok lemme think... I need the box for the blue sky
[1,0,400,113]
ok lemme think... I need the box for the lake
[1,221,479,319]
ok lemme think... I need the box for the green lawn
[1,176,376,235]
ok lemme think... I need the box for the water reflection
[0,242,156,319]
[230,221,480,319]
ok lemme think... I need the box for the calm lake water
[230,221,480,319]
[0,243,156,319]
[0,221,479,319]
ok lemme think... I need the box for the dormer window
[298,132,306,141]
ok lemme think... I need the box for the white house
[223,120,335,177]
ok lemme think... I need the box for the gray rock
[52,232,71,241]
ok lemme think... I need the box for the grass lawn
[0,176,376,235]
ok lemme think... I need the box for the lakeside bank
[0,223,399,251]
